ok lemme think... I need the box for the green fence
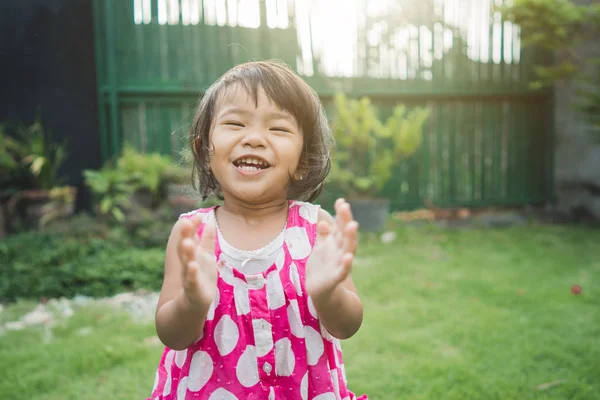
[92,0,554,210]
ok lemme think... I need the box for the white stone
[22,308,52,325]
[5,321,26,331]
[380,231,397,244]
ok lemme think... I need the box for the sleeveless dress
[147,200,367,400]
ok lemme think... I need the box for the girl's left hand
[305,199,359,301]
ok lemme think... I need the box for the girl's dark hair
[190,60,333,202]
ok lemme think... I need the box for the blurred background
[0,1,598,399]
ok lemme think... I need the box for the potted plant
[1,119,77,229]
[330,93,430,231]
[19,120,77,227]
[0,124,28,236]
[83,165,135,222]
[115,145,172,208]
[162,162,200,216]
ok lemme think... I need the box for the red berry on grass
[571,284,582,295]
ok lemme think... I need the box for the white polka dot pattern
[287,300,304,338]
[274,338,295,376]
[215,315,239,356]
[208,388,238,400]
[148,202,366,400]
[252,319,273,357]
[188,351,213,392]
[177,376,188,400]
[206,290,219,321]
[175,350,187,368]
[285,226,312,260]
[266,270,286,309]
[304,326,324,365]
[236,346,259,387]
[289,262,303,296]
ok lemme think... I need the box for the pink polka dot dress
[147,201,368,400]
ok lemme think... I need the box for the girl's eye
[271,127,291,133]
[224,121,244,127]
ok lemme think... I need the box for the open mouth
[232,156,271,172]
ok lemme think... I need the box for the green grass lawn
[1,223,599,399]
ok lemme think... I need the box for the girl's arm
[155,218,214,350]
[310,207,364,340]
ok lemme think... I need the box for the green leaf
[30,156,46,176]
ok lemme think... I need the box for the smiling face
[209,85,304,204]
[190,61,333,202]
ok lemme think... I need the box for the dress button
[263,362,272,374]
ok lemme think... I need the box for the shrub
[0,214,167,302]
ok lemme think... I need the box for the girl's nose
[242,129,267,149]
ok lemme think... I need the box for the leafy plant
[0,226,164,302]
[162,163,190,185]
[116,145,172,196]
[39,186,77,227]
[330,93,430,198]
[501,0,600,134]
[17,119,67,190]
[0,124,27,171]
[84,166,134,222]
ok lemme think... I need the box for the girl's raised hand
[176,214,219,310]
[305,199,359,301]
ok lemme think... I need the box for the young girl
[148,61,367,400]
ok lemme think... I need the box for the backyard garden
[1,0,600,398]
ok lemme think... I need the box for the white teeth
[240,165,260,172]
[237,157,267,167]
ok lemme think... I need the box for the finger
[337,201,354,227]
[190,214,204,244]
[316,220,332,245]
[343,221,359,254]
[179,218,194,240]
[336,253,354,283]
[185,260,200,290]
[334,198,346,210]
[334,199,347,233]
[179,237,196,266]
[198,217,217,254]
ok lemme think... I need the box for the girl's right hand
[176,214,218,310]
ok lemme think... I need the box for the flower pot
[347,197,390,232]
[132,188,154,209]
[167,183,200,216]
[20,187,77,228]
